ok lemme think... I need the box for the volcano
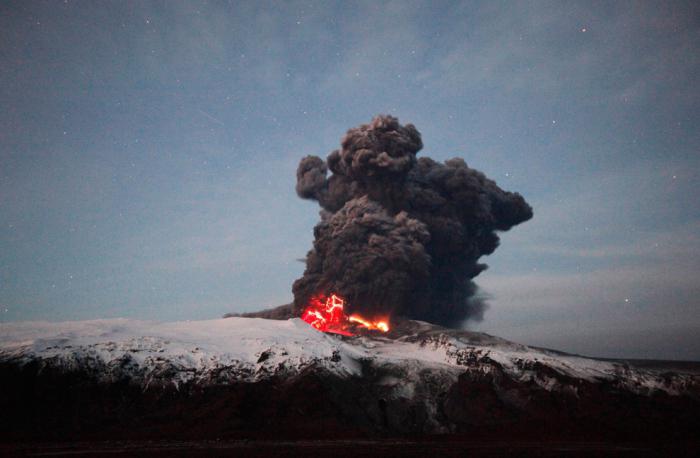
[1,316,699,455]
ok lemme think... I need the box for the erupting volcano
[293,115,533,326]
[301,293,389,336]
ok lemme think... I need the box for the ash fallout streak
[293,115,532,327]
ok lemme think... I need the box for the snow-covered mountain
[1,317,698,442]
[2,317,697,395]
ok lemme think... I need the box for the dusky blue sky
[1,0,699,360]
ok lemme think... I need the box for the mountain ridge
[1,317,698,443]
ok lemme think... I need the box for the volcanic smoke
[293,115,533,327]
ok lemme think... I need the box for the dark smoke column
[293,115,532,327]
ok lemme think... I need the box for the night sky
[2,1,699,360]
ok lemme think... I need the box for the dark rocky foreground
[1,317,699,456]
[2,439,699,457]
[1,357,699,456]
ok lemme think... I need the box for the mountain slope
[1,317,698,442]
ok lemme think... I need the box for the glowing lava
[301,293,389,336]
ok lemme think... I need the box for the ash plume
[293,115,532,326]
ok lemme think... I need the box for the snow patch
[1,317,697,396]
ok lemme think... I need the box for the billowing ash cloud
[293,115,532,326]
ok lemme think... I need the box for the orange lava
[301,293,389,336]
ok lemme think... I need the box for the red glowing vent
[301,293,389,336]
